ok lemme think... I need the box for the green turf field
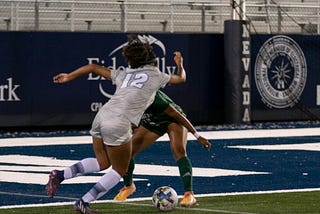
[1,191,319,214]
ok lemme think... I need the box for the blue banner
[250,34,320,121]
[0,32,224,127]
[2,32,319,127]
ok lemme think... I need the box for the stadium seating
[0,0,319,34]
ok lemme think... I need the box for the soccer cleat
[180,192,197,207]
[45,170,63,198]
[113,182,136,201]
[74,199,98,214]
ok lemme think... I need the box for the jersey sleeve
[154,67,170,88]
[160,73,170,88]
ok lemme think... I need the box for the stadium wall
[0,31,319,127]
[0,32,225,127]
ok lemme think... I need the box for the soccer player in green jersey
[113,90,211,207]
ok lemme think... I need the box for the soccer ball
[152,186,178,212]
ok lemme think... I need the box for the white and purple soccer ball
[152,186,178,212]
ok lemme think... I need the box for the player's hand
[197,136,211,150]
[173,51,183,67]
[53,73,70,83]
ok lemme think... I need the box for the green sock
[123,158,135,186]
[177,156,193,192]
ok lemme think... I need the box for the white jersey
[99,65,170,126]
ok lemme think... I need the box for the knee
[96,157,110,170]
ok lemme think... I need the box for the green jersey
[140,90,185,136]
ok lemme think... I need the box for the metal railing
[0,0,319,34]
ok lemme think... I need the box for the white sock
[63,158,100,179]
[82,169,121,203]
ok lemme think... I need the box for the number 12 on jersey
[120,73,149,89]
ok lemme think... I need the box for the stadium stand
[0,0,319,33]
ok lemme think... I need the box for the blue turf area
[1,122,320,207]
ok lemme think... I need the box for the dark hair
[122,35,156,68]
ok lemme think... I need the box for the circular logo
[254,35,307,108]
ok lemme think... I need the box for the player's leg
[132,126,160,157]
[65,137,109,179]
[167,122,187,160]
[74,142,131,214]
[74,116,132,213]
[78,141,131,204]
[114,126,160,201]
[167,122,196,207]
[46,136,109,198]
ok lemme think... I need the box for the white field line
[0,154,269,184]
[228,142,320,151]
[0,127,320,147]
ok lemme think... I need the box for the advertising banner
[0,32,225,127]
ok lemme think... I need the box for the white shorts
[90,110,132,146]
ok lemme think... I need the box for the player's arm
[167,51,186,85]
[53,64,111,83]
[164,104,211,150]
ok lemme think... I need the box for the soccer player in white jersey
[46,35,186,214]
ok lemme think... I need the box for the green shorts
[140,109,186,136]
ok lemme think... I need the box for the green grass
[1,191,320,214]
